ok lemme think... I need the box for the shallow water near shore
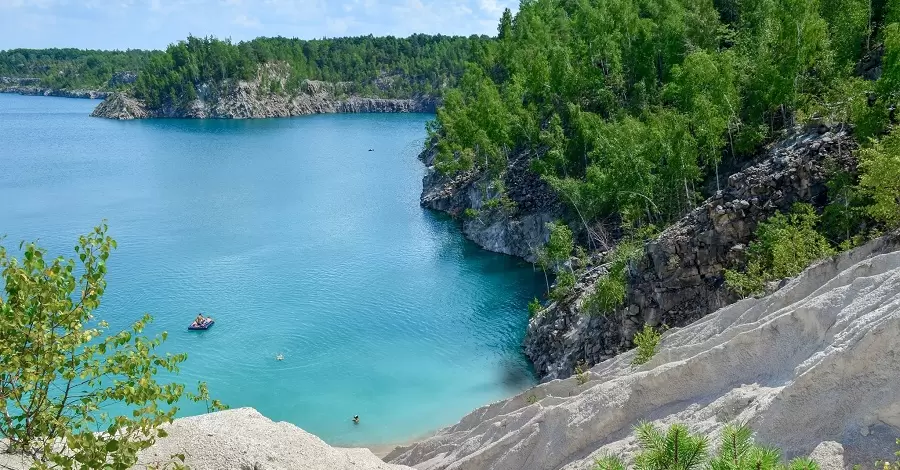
[0,94,544,446]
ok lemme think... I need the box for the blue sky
[0,0,518,50]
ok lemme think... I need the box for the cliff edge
[91,74,438,120]
[387,231,900,470]
[139,408,412,470]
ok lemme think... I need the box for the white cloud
[478,0,503,15]
[232,13,260,27]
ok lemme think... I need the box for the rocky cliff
[0,86,109,99]
[0,408,412,470]
[419,144,564,262]
[525,125,858,380]
[388,231,900,469]
[91,73,438,120]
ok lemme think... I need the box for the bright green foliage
[536,221,576,299]
[537,221,575,273]
[635,422,709,470]
[879,23,900,102]
[708,424,781,470]
[0,48,154,90]
[594,455,628,470]
[821,167,870,246]
[726,204,835,297]
[433,66,512,175]
[859,129,900,227]
[594,423,821,470]
[528,298,544,318]
[187,381,229,415]
[550,270,577,302]
[429,0,897,231]
[132,34,487,109]
[586,240,644,315]
[574,360,590,385]
[0,225,220,469]
[819,0,876,66]
[632,324,663,366]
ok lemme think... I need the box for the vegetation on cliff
[0,224,223,468]
[0,48,153,90]
[593,423,821,470]
[430,0,899,238]
[131,35,490,108]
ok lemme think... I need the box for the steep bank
[91,75,438,120]
[524,125,858,379]
[0,408,413,470]
[387,231,900,469]
[419,144,564,263]
[0,86,109,99]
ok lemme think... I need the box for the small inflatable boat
[188,319,214,331]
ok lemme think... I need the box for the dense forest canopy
[0,48,155,89]
[0,34,489,104]
[131,34,491,107]
[431,0,900,235]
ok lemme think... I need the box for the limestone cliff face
[0,86,109,99]
[524,125,858,380]
[91,71,438,120]
[388,231,900,470]
[419,143,563,263]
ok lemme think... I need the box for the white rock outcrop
[387,233,900,470]
[137,408,412,470]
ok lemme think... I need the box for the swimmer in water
[352,415,360,424]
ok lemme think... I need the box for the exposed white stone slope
[387,233,900,470]
[137,408,412,470]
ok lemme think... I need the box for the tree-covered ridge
[132,34,491,108]
[0,48,155,90]
[432,0,900,234]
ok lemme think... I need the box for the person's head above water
[352,415,359,423]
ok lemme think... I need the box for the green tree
[725,204,835,297]
[536,221,576,297]
[593,423,821,470]
[0,224,221,469]
[858,129,900,227]
[634,422,709,470]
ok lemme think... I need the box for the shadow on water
[420,207,538,272]
[499,356,538,391]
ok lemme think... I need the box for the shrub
[632,324,662,366]
[586,241,643,315]
[859,129,900,228]
[574,360,590,385]
[528,297,543,318]
[463,207,480,219]
[550,270,577,302]
[0,224,222,469]
[725,204,835,297]
[594,423,821,470]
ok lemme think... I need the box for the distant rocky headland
[0,77,109,99]
[90,78,439,120]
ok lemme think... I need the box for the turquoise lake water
[0,94,544,446]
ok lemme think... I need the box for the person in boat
[352,415,360,424]
[194,314,205,326]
